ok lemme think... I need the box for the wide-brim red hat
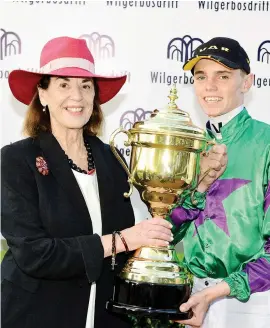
[8,36,127,105]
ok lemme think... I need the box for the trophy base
[106,276,192,321]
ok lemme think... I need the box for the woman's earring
[43,105,48,113]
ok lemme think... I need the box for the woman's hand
[121,218,173,251]
[197,144,228,193]
[175,281,230,327]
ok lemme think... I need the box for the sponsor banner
[1,1,269,223]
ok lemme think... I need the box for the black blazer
[1,132,135,328]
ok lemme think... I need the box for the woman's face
[38,77,95,132]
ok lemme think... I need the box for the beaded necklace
[67,140,95,175]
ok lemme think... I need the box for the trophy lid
[132,85,206,141]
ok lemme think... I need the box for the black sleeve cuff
[77,234,104,283]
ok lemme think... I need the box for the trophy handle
[206,138,216,147]
[201,138,216,156]
[190,138,217,204]
[109,127,134,198]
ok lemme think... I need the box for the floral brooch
[36,156,49,176]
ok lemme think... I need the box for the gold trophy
[106,86,208,320]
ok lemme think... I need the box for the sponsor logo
[150,35,203,86]
[253,76,270,88]
[0,29,21,60]
[257,40,270,64]
[116,108,152,158]
[80,32,115,60]
[10,1,86,5]
[79,32,130,82]
[167,35,204,63]
[106,1,179,9]
[253,40,270,88]
[0,67,45,79]
[198,1,269,12]
[120,108,152,129]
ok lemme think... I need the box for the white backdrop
[1,0,270,224]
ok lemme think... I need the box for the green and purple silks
[167,109,270,302]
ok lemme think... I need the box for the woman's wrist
[101,233,126,258]
[115,233,127,254]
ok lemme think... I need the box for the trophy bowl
[106,86,207,321]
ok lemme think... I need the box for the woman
[1,36,173,328]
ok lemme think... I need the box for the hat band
[40,57,95,74]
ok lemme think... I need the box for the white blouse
[72,170,102,328]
